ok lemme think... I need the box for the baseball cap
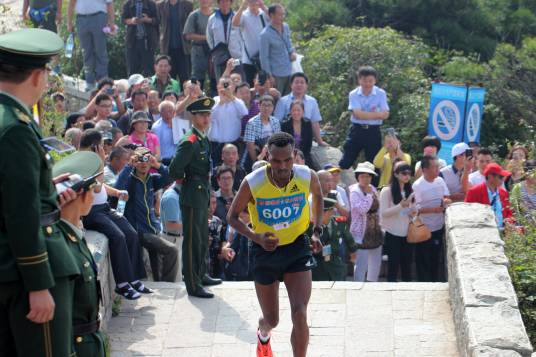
[451,142,470,158]
[484,163,511,178]
[323,164,341,173]
[128,74,145,87]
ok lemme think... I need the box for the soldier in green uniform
[53,151,107,357]
[169,97,223,298]
[309,197,359,281]
[0,29,80,356]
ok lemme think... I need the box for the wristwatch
[312,226,323,237]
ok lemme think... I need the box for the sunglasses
[397,170,412,176]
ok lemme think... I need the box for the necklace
[269,167,293,192]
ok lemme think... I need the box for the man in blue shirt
[259,4,296,96]
[115,147,179,282]
[339,66,390,175]
[273,72,327,146]
[151,100,177,165]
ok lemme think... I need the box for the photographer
[115,147,179,282]
[208,77,248,166]
[439,142,473,202]
[373,129,411,188]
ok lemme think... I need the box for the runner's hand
[310,234,323,254]
[258,232,279,251]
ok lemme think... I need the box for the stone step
[108,281,458,357]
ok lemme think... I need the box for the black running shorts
[252,234,315,285]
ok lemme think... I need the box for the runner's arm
[227,180,259,244]
[309,170,323,226]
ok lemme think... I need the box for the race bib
[256,193,306,227]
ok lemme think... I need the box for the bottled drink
[116,192,127,217]
[65,33,74,59]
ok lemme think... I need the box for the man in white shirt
[468,148,493,187]
[232,0,269,86]
[439,142,472,202]
[412,155,451,283]
[273,72,327,146]
[209,77,249,166]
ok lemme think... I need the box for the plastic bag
[291,54,304,74]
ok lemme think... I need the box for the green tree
[300,26,431,156]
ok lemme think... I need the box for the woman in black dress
[281,100,313,166]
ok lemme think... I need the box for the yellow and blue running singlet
[247,164,311,246]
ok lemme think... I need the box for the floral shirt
[349,184,377,244]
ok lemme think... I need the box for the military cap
[187,97,215,114]
[52,151,103,193]
[323,197,337,211]
[0,29,63,69]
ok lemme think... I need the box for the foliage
[299,26,431,157]
[505,214,536,345]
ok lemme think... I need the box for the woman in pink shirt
[129,111,161,160]
[349,162,381,282]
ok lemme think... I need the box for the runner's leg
[255,281,280,336]
[284,270,312,357]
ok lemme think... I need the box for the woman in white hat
[349,162,382,282]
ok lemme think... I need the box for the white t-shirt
[238,8,269,64]
[208,98,248,143]
[92,184,109,206]
[469,171,485,187]
[412,176,450,232]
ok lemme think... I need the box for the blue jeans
[76,12,109,85]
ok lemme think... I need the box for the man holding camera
[115,147,179,282]
[170,96,222,298]
[439,142,473,202]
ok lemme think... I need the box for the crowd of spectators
[25,0,536,290]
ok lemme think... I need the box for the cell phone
[386,127,396,137]
[465,148,473,159]
[40,137,76,154]
[106,87,115,95]
[191,78,198,85]
[55,172,103,195]
[232,59,241,67]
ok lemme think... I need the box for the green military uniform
[0,29,80,356]
[169,97,214,296]
[309,198,359,281]
[53,151,107,357]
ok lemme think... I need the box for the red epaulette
[335,216,348,223]
[187,134,198,143]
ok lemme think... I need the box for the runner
[227,132,324,357]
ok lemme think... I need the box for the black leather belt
[77,12,104,17]
[354,123,380,130]
[73,318,100,335]
[163,231,182,237]
[40,210,60,227]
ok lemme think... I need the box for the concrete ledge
[85,230,115,331]
[446,203,533,356]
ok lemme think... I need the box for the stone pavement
[108,281,458,357]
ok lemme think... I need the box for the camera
[386,127,397,137]
[138,154,150,163]
[191,78,198,85]
[258,71,267,86]
[223,82,230,89]
[465,148,473,159]
[106,87,115,96]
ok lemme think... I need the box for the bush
[299,26,431,157]
[505,218,536,345]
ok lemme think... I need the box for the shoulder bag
[407,215,431,244]
[358,194,384,249]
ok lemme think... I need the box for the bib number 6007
[262,206,299,220]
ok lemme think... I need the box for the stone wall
[446,203,533,356]
[85,231,115,331]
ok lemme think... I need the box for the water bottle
[116,192,127,217]
[65,33,74,59]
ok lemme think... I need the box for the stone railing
[85,231,115,331]
[446,203,533,356]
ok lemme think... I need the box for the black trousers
[384,231,413,282]
[169,46,191,85]
[126,39,155,77]
[139,233,178,282]
[339,124,382,168]
[83,204,146,283]
[415,228,445,282]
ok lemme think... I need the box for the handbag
[358,194,384,249]
[407,215,431,244]
[210,42,231,66]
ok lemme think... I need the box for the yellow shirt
[247,164,311,246]
[373,147,412,188]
